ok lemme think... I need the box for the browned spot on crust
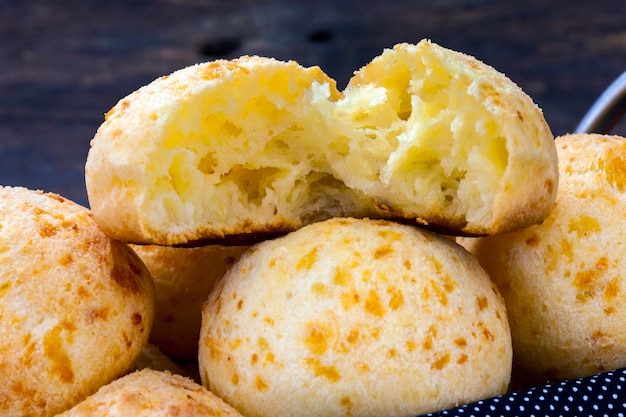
[374,244,394,259]
[306,358,341,382]
[131,313,143,325]
[476,296,489,311]
[431,353,451,370]
[297,247,318,270]
[454,337,468,348]
[200,61,250,81]
[364,290,385,317]
[255,375,269,391]
[43,326,74,383]
[86,307,110,324]
[525,233,540,247]
[574,257,609,302]
[39,221,58,238]
[304,323,331,355]
[387,286,404,310]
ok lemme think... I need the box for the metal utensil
[575,70,626,134]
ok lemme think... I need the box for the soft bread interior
[139,60,377,240]
[337,42,510,225]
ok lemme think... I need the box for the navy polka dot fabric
[423,368,626,417]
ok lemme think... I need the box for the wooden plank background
[2,0,626,207]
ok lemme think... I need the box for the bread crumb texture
[459,134,626,386]
[199,217,512,417]
[86,39,557,245]
[0,186,155,416]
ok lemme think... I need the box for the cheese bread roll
[131,244,248,361]
[460,134,626,385]
[199,218,512,417]
[58,369,244,417]
[0,186,154,417]
[86,40,557,246]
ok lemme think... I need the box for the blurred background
[2,0,626,207]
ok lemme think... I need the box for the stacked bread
[3,38,601,416]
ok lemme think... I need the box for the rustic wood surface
[2,0,626,207]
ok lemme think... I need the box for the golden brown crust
[459,133,626,386]
[199,217,512,417]
[86,41,557,246]
[0,186,155,416]
[57,369,244,417]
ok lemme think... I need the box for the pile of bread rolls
[3,38,626,416]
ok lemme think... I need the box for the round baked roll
[199,217,512,417]
[130,244,248,361]
[85,39,557,246]
[459,133,626,386]
[57,369,244,417]
[0,186,155,417]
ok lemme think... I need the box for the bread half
[86,40,557,245]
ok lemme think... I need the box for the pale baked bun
[199,217,512,417]
[0,186,154,417]
[57,369,244,417]
[85,39,557,246]
[130,244,248,360]
[459,133,626,386]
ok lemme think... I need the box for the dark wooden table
[2,0,626,207]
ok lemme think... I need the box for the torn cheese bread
[86,40,557,245]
